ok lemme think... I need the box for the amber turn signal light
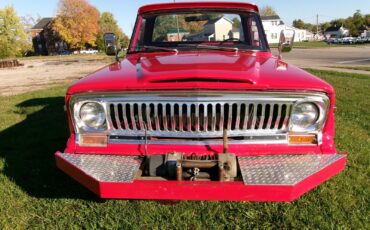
[288,135,317,145]
[79,135,108,147]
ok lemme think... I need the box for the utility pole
[316,14,319,36]
[174,0,180,41]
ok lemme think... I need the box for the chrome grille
[104,94,295,138]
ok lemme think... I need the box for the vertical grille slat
[162,104,168,130]
[122,104,129,130]
[138,104,144,130]
[195,104,200,131]
[242,103,249,129]
[251,104,258,130]
[107,99,294,135]
[235,103,241,130]
[187,104,191,131]
[219,104,224,131]
[227,104,232,130]
[266,104,274,129]
[146,104,152,130]
[107,104,115,130]
[282,104,291,130]
[274,104,282,130]
[179,104,183,131]
[113,103,121,130]
[130,104,137,130]
[258,104,266,130]
[203,104,208,132]
[170,104,175,131]
[211,104,216,131]
[154,104,159,130]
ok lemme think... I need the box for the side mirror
[278,30,295,59]
[104,33,118,59]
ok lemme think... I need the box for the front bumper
[55,152,346,201]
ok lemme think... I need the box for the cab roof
[138,2,259,14]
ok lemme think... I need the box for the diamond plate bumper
[58,153,142,183]
[55,152,346,201]
[238,154,345,185]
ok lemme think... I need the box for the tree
[232,17,241,28]
[52,0,99,49]
[292,19,315,33]
[320,22,331,33]
[365,14,370,26]
[352,10,364,29]
[0,6,30,58]
[293,19,305,29]
[260,5,277,16]
[96,12,128,51]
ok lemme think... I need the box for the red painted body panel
[55,151,346,201]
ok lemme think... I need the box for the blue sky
[1,0,369,36]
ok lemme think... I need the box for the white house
[261,15,284,43]
[262,15,314,43]
[324,25,349,39]
[359,26,370,38]
[186,16,240,41]
[166,28,189,42]
[288,26,314,42]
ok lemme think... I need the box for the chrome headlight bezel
[72,100,108,132]
[289,97,329,133]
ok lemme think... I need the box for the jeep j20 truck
[55,2,346,201]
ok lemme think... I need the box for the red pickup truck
[55,2,346,201]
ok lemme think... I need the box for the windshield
[129,10,268,53]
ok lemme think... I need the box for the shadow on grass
[0,97,101,200]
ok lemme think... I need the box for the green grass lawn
[0,70,369,229]
[269,41,370,49]
[17,53,116,62]
[327,66,370,72]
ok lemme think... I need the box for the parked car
[356,37,367,44]
[57,50,71,56]
[80,49,99,54]
[342,37,356,44]
[55,2,346,202]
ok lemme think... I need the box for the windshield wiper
[142,45,178,54]
[179,44,238,53]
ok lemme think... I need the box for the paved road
[272,46,370,74]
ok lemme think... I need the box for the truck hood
[67,50,334,95]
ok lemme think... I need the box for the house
[324,25,349,39]
[293,28,314,42]
[30,18,53,55]
[185,16,239,41]
[358,25,370,38]
[262,15,314,43]
[166,28,189,41]
[30,17,68,55]
[28,18,53,38]
[261,15,284,43]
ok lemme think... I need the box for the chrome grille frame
[107,102,291,138]
[71,92,329,141]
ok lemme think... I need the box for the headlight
[290,102,319,131]
[79,102,106,129]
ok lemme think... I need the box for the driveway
[0,56,112,96]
